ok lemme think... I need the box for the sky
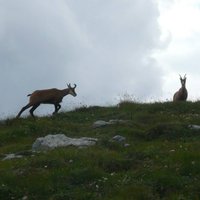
[0,0,200,118]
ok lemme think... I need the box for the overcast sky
[0,0,200,118]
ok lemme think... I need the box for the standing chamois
[173,75,188,102]
[16,84,77,118]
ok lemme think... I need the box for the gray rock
[112,135,126,143]
[93,119,128,128]
[32,134,98,151]
[1,150,34,161]
[93,120,109,128]
[189,125,200,130]
[109,119,127,124]
[2,153,23,161]
[124,143,130,147]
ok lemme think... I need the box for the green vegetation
[1,101,200,199]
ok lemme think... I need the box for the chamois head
[173,74,188,102]
[67,83,77,97]
[179,74,187,88]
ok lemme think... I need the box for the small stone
[189,124,200,130]
[2,154,23,161]
[93,120,109,128]
[112,135,126,143]
[22,196,28,200]
[93,119,128,128]
[109,119,127,124]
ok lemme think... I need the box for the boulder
[32,134,98,151]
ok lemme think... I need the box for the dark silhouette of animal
[16,84,77,118]
[173,75,188,102]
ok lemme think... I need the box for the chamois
[16,84,77,118]
[173,75,188,102]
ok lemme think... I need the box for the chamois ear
[67,83,71,88]
[184,74,187,79]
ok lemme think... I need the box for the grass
[1,101,200,199]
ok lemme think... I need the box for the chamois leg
[29,104,40,118]
[53,104,61,115]
[16,103,32,118]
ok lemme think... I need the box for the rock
[110,135,130,147]
[92,120,109,128]
[109,119,127,124]
[1,150,34,161]
[2,153,23,161]
[112,135,126,143]
[93,119,128,128]
[32,134,98,151]
[22,196,28,200]
[189,125,200,130]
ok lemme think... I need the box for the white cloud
[159,0,200,39]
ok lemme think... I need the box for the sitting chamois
[16,84,77,118]
[173,75,188,102]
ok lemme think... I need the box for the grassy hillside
[1,101,200,199]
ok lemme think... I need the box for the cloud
[0,0,163,117]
